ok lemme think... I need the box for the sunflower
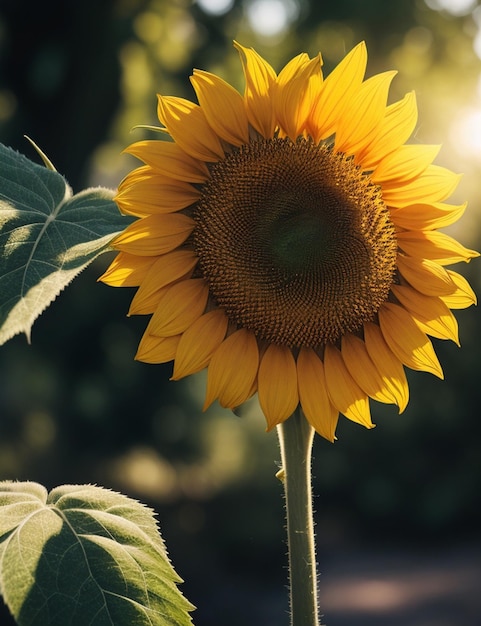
[101,42,478,441]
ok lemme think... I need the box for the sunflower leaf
[0,481,195,626]
[0,142,134,346]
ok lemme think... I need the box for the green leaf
[0,481,195,626]
[0,142,134,346]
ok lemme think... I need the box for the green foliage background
[1,1,480,624]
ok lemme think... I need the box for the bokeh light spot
[450,105,481,161]
[425,0,478,16]
[245,0,300,37]
[196,0,235,15]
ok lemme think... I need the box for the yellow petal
[371,145,440,185]
[324,344,373,428]
[125,140,209,182]
[358,91,417,169]
[113,213,195,256]
[304,71,325,138]
[297,347,338,442]
[99,253,156,287]
[129,289,165,317]
[396,254,457,296]
[397,230,479,265]
[258,344,299,429]
[341,333,403,408]
[310,41,367,142]
[115,170,200,216]
[440,270,477,309]
[300,63,324,128]
[190,70,250,146]
[147,278,208,337]
[276,52,312,89]
[234,41,277,138]
[391,284,459,345]
[335,71,397,156]
[274,52,311,138]
[157,95,224,161]
[390,201,466,231]
[118,163,151,184]
[129,250,198,315]
[382,165,462,208]
[115,165,162,203]
[275,55,322,140]
[204,328,259,410]
[135,333,181,364]
[378,302,443,378]
[172,309,229,380]
[363,321,409,413]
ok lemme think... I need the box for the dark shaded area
[0,0,146,189]
[1,1,481,625]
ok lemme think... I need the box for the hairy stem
[277,407,321,626]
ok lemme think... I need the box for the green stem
[277,407,321,626]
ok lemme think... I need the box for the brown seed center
[193,137,397,347]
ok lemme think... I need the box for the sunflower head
[101,41,478,442]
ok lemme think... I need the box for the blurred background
[1,0,480,624]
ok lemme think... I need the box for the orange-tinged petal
[440,270,477,309]
[378,302,443,378]
[382,165,461,208]
[147,278,208,337]
[324,344,373,428]
[396,254,456,296]
[392,284,459,345]
[341,333,402,408]
[157,95,224,161]
[363,321,409,412]
[258,344,299,429]
[371,145,440,185]
[234,41,277,138]
[129,288,166,317]
[125,140,209,182]
[335,70,397,156]
[171,309,229,380]
[204,328,259,410]
[112,213,195,256]
[397,230,479,265]
[358,91,417,169]
[129,250,198,315]
[297,347,338,442]
[310,41,367,142]
[135,333,181,364]
[99,253,156,287]
[190,70,250,146]
[390,202,466,231]
[115,172,200,216]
